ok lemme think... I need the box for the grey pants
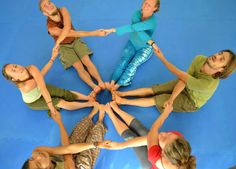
[121,119,151,169]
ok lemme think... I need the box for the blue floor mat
[0,0,236,169]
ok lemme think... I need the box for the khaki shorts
[59,38,93,69]
[152,79,197,113]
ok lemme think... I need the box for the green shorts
[26,84,77,110]
[59,38,93,69]
[152,79,197,113]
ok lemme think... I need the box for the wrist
[49,59,54,63]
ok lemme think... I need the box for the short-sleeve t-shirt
[186,55,219,108]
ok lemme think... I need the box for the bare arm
[149,41,190,83]
[99,136,147,150]
[54,7,71,46]
[35,143,96,155]
[49,27,113,38]
[51,112,75,169]
[28,65,56,114]
[164,80,186,108]
[147,104,173,149]
[41,49,59,76]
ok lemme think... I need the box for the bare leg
[105,82,112,91]
[116,87,154,97]
[56,99,95,110]
[110,101,134,126]
[114,93,156,107]
[111,80,116,87]
[113,84,120,90]
[70,91,89,100]
[81,55,105,89]
[88,105,99,119]
[73,60,97,89]
[98,104,105,122]
[104,104,129,135]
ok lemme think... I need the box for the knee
[73,63,87,74]
[81,56,92,67]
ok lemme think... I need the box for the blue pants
[111,41,153,86]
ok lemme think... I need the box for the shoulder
[194,55,207,62]
[190,55,207,66]
[27,65,40,74]
[60,7,69,15]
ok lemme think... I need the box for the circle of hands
[48,28,173,149]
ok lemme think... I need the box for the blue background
[0,0,236,168]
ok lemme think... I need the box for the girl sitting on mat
[22,104,107,169]
[99,102,196,169]
[106,0,160,90]
[2,52,96,115]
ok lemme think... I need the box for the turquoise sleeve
[116,17,156,36]
[137,31,152,42]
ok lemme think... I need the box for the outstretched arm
[51,112,75,168]
[114,12,156,36]
[34,143,97,155]
[147,103,173,149]
[99,136,147,150]
[41,49,59,76]
[49,28,114,37]
[148,40,190,83]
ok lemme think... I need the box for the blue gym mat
[0,0,236,169]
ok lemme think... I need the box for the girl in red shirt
[99,102,196,169]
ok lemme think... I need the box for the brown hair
[38,0,45,12]
[164,138,196,169]
[2,64,31,86]
[213,50,236,79]
[2,64,12,81]
[155,0,160,13]
[143,0,160,13]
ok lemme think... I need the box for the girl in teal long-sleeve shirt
[109,0,160,90]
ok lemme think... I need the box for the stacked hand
[163,99,173,112]
[95,29,115,36]
[51,110,62,124]
[98,140,119,149]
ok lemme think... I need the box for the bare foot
[89,91,96,99]
[93,85,102,94]
[110,80,116,87]
[105,82,112,91]
[98,82,106,90]
[114,84,120,90]
[92,101,99,107]
[110,101,119,110]
[104,103,113,115]
[113,93,123,105]
[115,91,123,97]
[98,104,105,121]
